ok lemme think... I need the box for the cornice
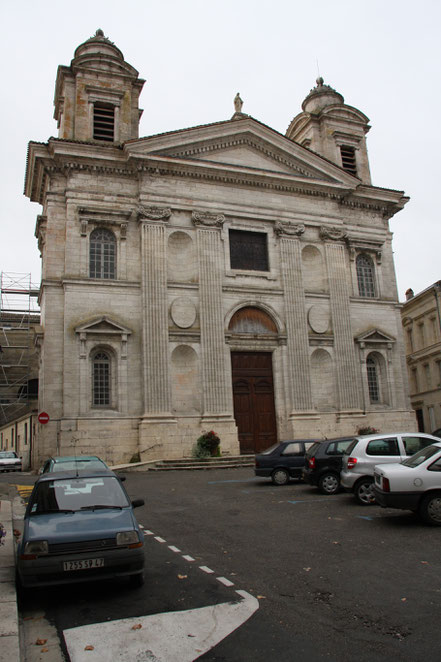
[24,142,408,218]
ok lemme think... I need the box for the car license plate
[63,558,104,571]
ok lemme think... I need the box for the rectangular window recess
[340,145,357,176]
[93,103,115,142]
[229,229,269,272]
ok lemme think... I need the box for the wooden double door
[231,352,277,454]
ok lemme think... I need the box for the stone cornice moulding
[137,205,172,222]
[191,211,225,228]
[25,139,408,219]
[274,221,305,237]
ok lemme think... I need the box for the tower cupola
[286,77,372,184]
[53,29,145,144]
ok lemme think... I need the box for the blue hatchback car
[17,471,145,588]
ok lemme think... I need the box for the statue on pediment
[234,93,243,113]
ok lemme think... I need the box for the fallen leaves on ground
[131,623,142,630]
[35,639,47,646]
[177,574,187,579]
[84,645,94,651]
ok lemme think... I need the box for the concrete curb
[0,500,20,662]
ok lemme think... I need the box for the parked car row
[255,432,441,525]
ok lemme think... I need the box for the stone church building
[24,30,415,466]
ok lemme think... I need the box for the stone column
[192,212,230,416]
[321,227,361,411]
[276,221,313,414]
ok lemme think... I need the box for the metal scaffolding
[0,272,40,425]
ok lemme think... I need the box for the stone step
[152,456,255,471]
[158,455,254,466]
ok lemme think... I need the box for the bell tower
[286,78,372,184]
[53,29,145,143]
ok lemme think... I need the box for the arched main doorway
[229,307,278,454]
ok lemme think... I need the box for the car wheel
[355,478,375,505]
[419,493,441,526]
[271,468,290,486]
[129,572,145,588]
[318,473,339,495]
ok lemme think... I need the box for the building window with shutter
[340,145,357,176]
[90,229,116,279]
[229,230,269,271]
[92,351,111,407]
[93,102,115,142]
[356,254,375,298]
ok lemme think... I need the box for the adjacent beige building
[24,30,416,467]
[402,282,441,433]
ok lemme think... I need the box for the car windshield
[53,459,106,472]
[0,452,17,459]
[29,476,130,514]
[402,445,441,468]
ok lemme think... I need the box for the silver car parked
[340,432,440,505]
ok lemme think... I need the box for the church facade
[25,30,415,466]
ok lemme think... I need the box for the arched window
[92,351,111,407]
[90,229,116,279]
[366,354,380,403]
[356,254,375,297]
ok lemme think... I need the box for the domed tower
[53,29,145,143]
[286,77,371,184]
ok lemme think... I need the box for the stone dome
[74,29,124,61]
[301,77,344,113]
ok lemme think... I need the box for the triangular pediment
[75,316,132,336]
[355,328,396,344]
[125,117,359,186]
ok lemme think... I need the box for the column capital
[191,211,225,228]
[319,226,348,242]
[137,205,171,222]
[274,221,305,237]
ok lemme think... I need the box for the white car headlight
[116,531,139,546]
[24,540,49,555]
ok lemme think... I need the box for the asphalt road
[3,468,441,661]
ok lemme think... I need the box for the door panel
[231,353,277,454]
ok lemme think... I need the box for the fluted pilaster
[325,241,360,410]
[140,220,171,414]
[196,224,229,414]
[280,236,313,412]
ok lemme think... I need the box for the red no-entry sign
[38,412,50,424]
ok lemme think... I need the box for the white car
[374,442,441,525]
[0,450,22,472]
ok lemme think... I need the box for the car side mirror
[131,499,144,508]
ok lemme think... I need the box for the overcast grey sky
[1,0,439,300]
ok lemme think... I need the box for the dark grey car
[255,439,318,485]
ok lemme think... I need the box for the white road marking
[154,536,166,543]
[168,545,181,553]
[63,592,259,662]
[144,530,154,535]
[199,566,214,574]
[217,576,234,587]
[182,555,195,562]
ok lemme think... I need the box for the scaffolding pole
[0,272,40,425]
